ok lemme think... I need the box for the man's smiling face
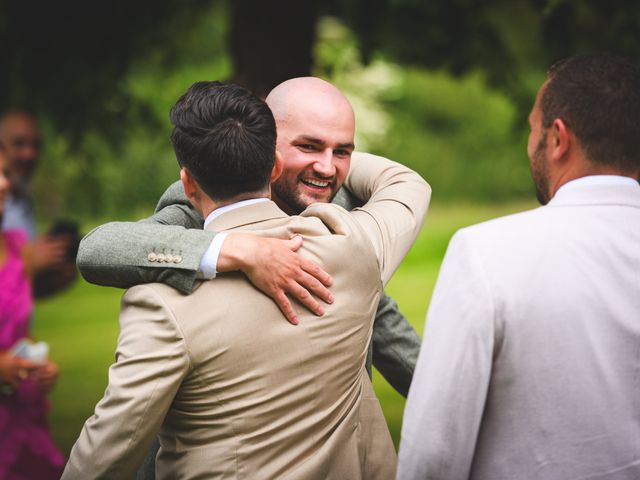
[267,78,355,215]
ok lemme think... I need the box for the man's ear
[270,151,284,183]
[180,168,199,202]
[550,119,570,163]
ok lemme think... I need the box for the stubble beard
[531,136,551,205]
[272,181,308,215]
[272,176,338,215]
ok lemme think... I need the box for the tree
[2,0,639,133]
[0,0,211,138]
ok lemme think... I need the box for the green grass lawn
[32,200,537,455]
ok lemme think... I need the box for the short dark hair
[541,53,640,173]
[170,81,277,201]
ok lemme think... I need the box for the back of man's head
[541,53,640,174]
[170,81,277,202]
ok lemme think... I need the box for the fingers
[16,357,40,372]
[37,235,71,252]
[286,234,303,252]
[299,257,333,288]
[28,235,72,271]
[36,360,58,378]
[229,234,335,325]
[290,269,332,308]
[0,357,39,389]
[40,237,70,264]
[33,361,59,394]
[286,237,334,305]
[284,280,325,317]
[289,236,333,289]
[274,290,299,326]
[262,255,333,321]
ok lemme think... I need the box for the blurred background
[2,0,639,453]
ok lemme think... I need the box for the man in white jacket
[398,53,640,480]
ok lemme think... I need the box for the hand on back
[217,233,334,325]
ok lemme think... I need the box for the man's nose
[312,149,336,177]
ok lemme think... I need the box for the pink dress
[0,230,64,479]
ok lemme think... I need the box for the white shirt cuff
[199,232,228,279]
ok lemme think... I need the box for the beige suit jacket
[63,153,430,479]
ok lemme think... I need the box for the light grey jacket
[398,179,640,480]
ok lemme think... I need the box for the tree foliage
[2,0,639,132]
[2,0,639,217]
[328,0,640,109]
[0,0,212,138]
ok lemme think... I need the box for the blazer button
[157,253,166,263]
[165,254,174,263]
[173,255,182,264]
[147,252,157,262]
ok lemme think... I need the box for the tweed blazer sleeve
[62,285,191,479]
[333,183,421,398]
[77,181,215,293]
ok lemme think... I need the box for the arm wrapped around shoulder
[345,152,431,285]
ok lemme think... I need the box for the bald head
[264,77,356,215]
[266,77,355,126]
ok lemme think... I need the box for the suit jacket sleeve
[76,180,216,293]
[62,285,191,480]
[334,181,422,397]
[396,230,496,480]
[344,152,431,285]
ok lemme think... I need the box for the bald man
[78,77,423,395]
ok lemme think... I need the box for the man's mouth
[300,177,332,190]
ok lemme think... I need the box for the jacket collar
[548,178,640,209]
[204,200,289,232]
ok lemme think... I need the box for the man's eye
[298,144,317,151]
[334,149,351,158]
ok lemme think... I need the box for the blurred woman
[0,146,64,478]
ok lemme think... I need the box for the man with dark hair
[398,53,640,480]
[63,82,429,479]
[169,81,278,200]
